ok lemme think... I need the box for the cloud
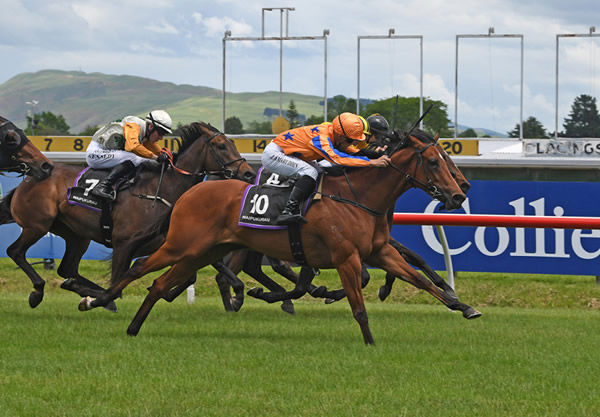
[145,21,179,35]
[193,12,253,37]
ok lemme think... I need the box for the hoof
[324,298,337,305]
[103,301,118,313]
[463,307,482,319]
[126,326,139,336]
[281,300,296,315]
[78,296,94,311]
[28,290,44,308]
[231,296,244,312]
[247,287,264,298]
[378,286,390,301]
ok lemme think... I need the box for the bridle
[0,120,36,176]
[387,139,443,200]
[168,129,247,181]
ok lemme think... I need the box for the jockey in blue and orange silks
[261,112,391,225]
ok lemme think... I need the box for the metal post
[356,30,423,121]
[455,28,524,139]
[222,30,231,132]
[222,9,327,133]
[555,27,599,138]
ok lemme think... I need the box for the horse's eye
[217,144,227,150]
[428,158,439,168]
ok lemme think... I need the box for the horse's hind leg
[6,228,49,308]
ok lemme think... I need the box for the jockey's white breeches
[86,141,149,169]
[261,142,319,180]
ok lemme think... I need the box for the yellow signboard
[30,135,272,154]
[438,139,478,156]
[30,136,477,156]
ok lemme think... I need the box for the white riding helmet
[146,110,173,134]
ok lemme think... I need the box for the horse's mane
[177,122,220,155]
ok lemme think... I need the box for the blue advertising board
[1,174,599,275]
[391,180,600,275]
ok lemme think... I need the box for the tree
[286,100,300,128]
[304,114,325,125]
[458,128,478,138]
[328,95,357,120]
[363,96,452,137]
[561,94,600,138]
[26,111,70,135]
[79,125,100,136]
[246,120,272,134]
[224,116,244,134]
[507,116,549,139]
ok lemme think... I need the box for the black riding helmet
[366,114,390,137]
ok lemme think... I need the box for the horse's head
[434,136,471,194]
[389,128,466,210]
[177,122,256,183]
[0,117,54,181]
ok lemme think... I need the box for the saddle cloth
[238,167,314,230]
[67,167,130,211]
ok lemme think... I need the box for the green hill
[0,70,324,133]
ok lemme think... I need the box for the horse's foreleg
[386,239,457,297]
[212,261,244,311]
[337,255,374,345]
[6,228,49,308]
[368,244,481,319]
[247,266,316,303]
[163,274,197,302]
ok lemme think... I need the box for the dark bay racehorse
[0,115,53,181]
[82,132,476,344]
[0,122,255,309]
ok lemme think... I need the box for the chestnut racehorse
[83,131,476,344]
[0,122,255,309]
[0,115,53,181]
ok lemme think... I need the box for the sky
[1,0,599,134]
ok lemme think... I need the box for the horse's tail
[0,189,15,225]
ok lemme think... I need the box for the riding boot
[91,160,136,201]
[275,175,317,225]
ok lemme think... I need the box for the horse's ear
[434,133,440,142]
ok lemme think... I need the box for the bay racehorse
[82,131,474,344]
[0,122,255,309]
[0,115,53,181]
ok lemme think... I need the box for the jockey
[261,112,391,225]
[86,110,173,200]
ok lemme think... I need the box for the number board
[30,136,271,154]
[438,139,478,156]
[30,136,476,155]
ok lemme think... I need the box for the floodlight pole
[357,29,423,128]
[455,28,524,139]
[222,9,329,132]
[555,26,598,138]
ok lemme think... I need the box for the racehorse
[214,130,473,310]
[0,122,255,309]
[0,115,53,181]
[82,131,475,344]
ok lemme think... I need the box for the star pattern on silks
[283,132,294,141]
[311,126,319,133]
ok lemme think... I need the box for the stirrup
[91,187,116,201]
[275,212,307,225]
